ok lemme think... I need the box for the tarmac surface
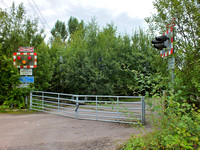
[0,112,152,150]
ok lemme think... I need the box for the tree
[34,42,53,91]
[51,20,68,42]
[67,16,85,39]
[50,19,164,96]
[0,3,45,107]
[48,38,67,93]
[0,3,45,56]
[0,45,19,105]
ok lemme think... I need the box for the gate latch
[75,103,79,112]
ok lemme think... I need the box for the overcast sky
[0,0,156,39]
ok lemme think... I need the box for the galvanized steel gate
[30,91,145,125]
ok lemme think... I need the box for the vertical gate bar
[117,97,119,122]
[141,96,145,125]
[96,96,98,120]
[76,96,79,119]
[42,92,44,110]
[30,91,32,110]
[25,96,28,108]
[58,93,60,111]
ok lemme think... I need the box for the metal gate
[30,91,145,125]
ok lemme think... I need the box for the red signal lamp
[28,56,32,60]
[17,56,21,60]
[13,52,37,68]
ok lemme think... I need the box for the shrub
[0,53,34,108]
[119,93,200,150]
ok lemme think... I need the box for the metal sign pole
[168,58,175,92]
[167,24,175,92]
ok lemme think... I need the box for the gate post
[141,96,145,125]
[75,96,79,119]
[42,92,44,110]
[30,91,32,109]
[58,93,60,111]
[96,96,98,120]
[117,97,119,122]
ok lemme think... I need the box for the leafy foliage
[50,20,68,42]
[68,16,84,36]
[119,0,200,149]
[0,3,45,56]
[0,3,164,102]
[34,41,53,91]
[145,0,200,106]
[120,93,200,150]
[47,20,163,96]
[0,1,199,149]
[0,3,44,108]
[0,49,19,104]
[0,46,34,108]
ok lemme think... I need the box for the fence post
[96,96,98,120]
[30,91,32,110]
[141,96,145,125]
[75,96,79,119]
[84,96,87,101]
[117,97,119,122]
[58,94,60,111]
[42,92,44,110]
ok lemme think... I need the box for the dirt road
[0,113,152,150]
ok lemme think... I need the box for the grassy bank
[0,108,37,114]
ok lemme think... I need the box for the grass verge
[0,108,37,114]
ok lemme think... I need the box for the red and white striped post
[160,26,174,57]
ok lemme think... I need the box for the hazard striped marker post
[152,25,175,57]
[13,47,37,107]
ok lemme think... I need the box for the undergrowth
[117,93,200,150]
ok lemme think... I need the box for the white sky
[0,0,156,40]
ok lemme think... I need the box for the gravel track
[0,113,152,150]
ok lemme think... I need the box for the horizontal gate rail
[30,91,145,125]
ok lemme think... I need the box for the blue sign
[20,76,34,83]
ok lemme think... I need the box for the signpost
[13,47,37,108]
[19,76,34,83]
[20,69,33,75]
[18,47,34,52]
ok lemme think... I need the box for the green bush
[0,54,19,104]
[0,51,34,108]
[0,3,43,108]
[119,93,200,150]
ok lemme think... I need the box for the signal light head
[28,56,32,60]
[156,35,168,42]
[17,56,21,60]
[13,52,37,68]
[152,35,170,50]
[22,60,26,64]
